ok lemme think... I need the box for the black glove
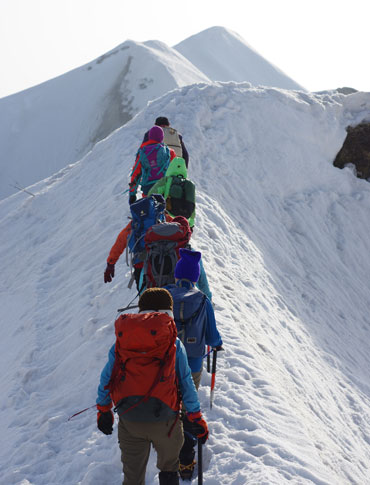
[104,263,115,283]
[214,345,224,352]
[186,411,209,444]
[97,408,114,435]
[129,195,136,205]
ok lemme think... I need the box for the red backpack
[144,217,191,288]
[106,312,179,421]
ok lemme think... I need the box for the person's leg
[191,370,202,391]
[151,417,184,473]
[158,470,179,485]
[141,183,155,196]
[118,419,151,485]
[179,417,197,479]
[179,371,201,480]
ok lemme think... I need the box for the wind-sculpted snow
[1,84,370,484]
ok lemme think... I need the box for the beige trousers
[191,371,202,391]
[118,416,184,485]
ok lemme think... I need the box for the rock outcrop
[333,123,370,179]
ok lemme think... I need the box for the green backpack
[167,175,195,220]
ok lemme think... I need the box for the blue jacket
[197,258,212,301]
[97,336,200,414]
[166,280,222,373]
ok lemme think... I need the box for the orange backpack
[106,312,179,421]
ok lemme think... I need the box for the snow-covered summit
[0,38,210,201]
[175,26,305,90]
[1,82,370,484]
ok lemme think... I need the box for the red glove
[97,403,114,435]
[104,263,115,283]
[186,411,209,443]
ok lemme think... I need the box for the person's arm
[142,131,149,144]
[175,339,200,413]
[107,222,132,265]
[96,344,116,406]
[197,258,212,300]
[179,134,189,168]
[130,152,142,195]
[204,298,222,347]
[169,148,177,161]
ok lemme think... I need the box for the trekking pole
[117,291,140,313]
[117,304,139,312]
[210,349,217,409]
[10,182,35,197]
[198,439,203,485]
[67,403,97,421]
[206,345,211,373]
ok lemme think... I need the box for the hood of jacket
[165,157,187,178]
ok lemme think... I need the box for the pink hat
[149,125,164,142]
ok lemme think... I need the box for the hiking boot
[159,470,179,485]
[179,429,196,480]
[179,460,196,481]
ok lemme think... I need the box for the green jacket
[148,157,195,227]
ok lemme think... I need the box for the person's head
[174,248,201,283]
[138,287,173,312]
[149,125,164,143]
[155,116,170,127]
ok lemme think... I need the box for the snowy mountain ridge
[0,38,210,201]
[0,26,305,201]
[1,82,370,484]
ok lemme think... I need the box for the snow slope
[0,39,210,200]
[1,83,370,484]
[175,27,305,91]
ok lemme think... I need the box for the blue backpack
[127,195,166,267]
[166,284,207,358]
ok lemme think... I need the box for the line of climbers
[98,116,223,485]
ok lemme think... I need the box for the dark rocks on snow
[333,123,370,180]
[336,87,358,95]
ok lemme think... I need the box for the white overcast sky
[0,0,369,98]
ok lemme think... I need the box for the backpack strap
[156,145,170,177]
[137,267,146,294]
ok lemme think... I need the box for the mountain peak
[174,26,305,90]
